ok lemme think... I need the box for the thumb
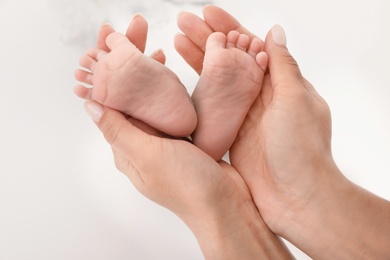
[83,101,155,166]
[264,25,304,92]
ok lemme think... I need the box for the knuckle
[103,120,123,147]
[282,53,301,73]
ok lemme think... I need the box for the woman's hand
[84,102,293,259]
[78,14,293,259]
[175,5,390,259]
[176,6,334,233]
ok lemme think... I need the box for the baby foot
[192,31,268,160]
[75,32,197,137]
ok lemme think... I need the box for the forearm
[188,200,294,259]
[280,166,390,259]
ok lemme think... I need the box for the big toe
[206,32,227,51]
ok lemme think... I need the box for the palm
[94,16,254,227]
[114,122,252,222]
[229,75,281,223]
[175,4,333,229]
[230,75,332,228]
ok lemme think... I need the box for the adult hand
[83,101,293,259]
[175,6,258,75]
[178,6,333,231]
[97,14,166,64]
[176,5,390,259]
[80,14,293,259]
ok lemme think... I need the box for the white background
[0,0,389,259]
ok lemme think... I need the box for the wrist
[276,164,350,256]
[187,196,293,259]
[277,162,390,259]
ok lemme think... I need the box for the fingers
[84,101,199,197]
[264,25,304,93]
[97,22,115,51]
[84,101,155,167]
[125,14,167,65]
[176,6,265,75]
[177,11,213,53]
[97,15,148,53]
[174,33,205,75]
[97,15,149,56]
[93,102,147,154]
[126,13,148,53]
[203,5,260,43]
[176,11,214,74]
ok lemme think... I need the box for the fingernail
[271,25,287,47]
[101,21,112,28]
[174,32,183,38]
[132,13,144,20]
[84,101,104,123]
[202,4,212,13]
[177,10,185,20]
[151,48,164,57]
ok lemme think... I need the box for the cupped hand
[176,4,338,234]
[176,6,390,259]
[84,101,293,259]
[80,14,295,259]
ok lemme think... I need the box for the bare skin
[192,30,268,161]
[82,100,294,259]
[75,15,268,161]
[75,25,196,137]
[176,5,390,259]
[78,17,294,259]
